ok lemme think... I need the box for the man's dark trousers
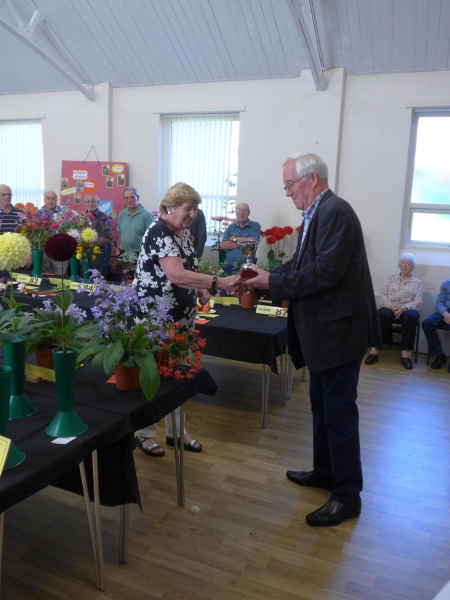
[309,357,363,504]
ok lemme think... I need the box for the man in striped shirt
[0,185,21,234]
[0,184,32,268]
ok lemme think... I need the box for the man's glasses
[283,172,312,191]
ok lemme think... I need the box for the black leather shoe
[286,470,333,491]
[431,353,447,369]
[306,497,361,527]
[364,354,378,365]
[401,357,413,370]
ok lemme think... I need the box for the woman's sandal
[166,436,202,453]
[136,437,165,457]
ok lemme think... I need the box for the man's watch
[233,236,237,242]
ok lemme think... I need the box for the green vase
[32,248,43,278]
[45,347,87,438]
[0,366,26,469]
[82,260,90,283]
[218,250,226,265]
[4,336,37,419]
[69,256,80,282]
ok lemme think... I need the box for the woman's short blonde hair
[159,182,201,214]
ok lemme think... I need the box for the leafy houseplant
[261,226,294,268]
[110,250,139,282]
[78,273,165,401]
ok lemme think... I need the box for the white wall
[0,69,449,292]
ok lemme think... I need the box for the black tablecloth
[1,394,133,513]
[195,304,288,373]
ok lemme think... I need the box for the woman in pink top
[365,253,422,370]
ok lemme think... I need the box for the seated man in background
[38,190,68,275]
[219,203,261,274]
[117,187,153,252]
[84,193,113,278]
[422,278,450,372]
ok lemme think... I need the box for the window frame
[159,113,239,236]
[403,109,450,249]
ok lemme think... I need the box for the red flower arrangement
[44,233,78,262]
[157,323,206,380]
[261,226,294,266]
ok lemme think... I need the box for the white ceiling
[0,0,449,100]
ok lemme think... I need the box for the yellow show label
[16,274,42,285]
[0,435,11,477]
[69,282,97,292]
[212,296,239,305]
[255,305,288,318]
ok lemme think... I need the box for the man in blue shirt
[422,279,450,372]
[220,203,261,274]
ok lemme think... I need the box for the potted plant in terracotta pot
[155,323,206,380]
[77,272,164,400]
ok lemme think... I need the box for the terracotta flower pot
[240,291,256,309]
[281,300,289,309]
[115,363,140,391]
[35,348,54,370]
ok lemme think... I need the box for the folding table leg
[170,408,185,507]
[119,504,129,564]
[261,364,271,428]
[79,460,101,590]
[279,351,286,406]
[92,450,105,591]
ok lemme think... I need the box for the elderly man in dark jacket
[244,152,380,527]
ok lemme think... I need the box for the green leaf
[267,249,275,262]
[135,353,160,401]
[91,350,107,371]
[103,341,124,377]
[78,343,107,362]
[122,356,136,367]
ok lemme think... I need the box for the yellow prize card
[0,436,11,476]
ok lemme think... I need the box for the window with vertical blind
[160,114,240,234]
[404,110,450,247]
[0,120,43,206]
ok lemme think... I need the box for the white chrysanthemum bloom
[67,228,81,240]
[0,233,31,271]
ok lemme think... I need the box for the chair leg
[415,323,419,364]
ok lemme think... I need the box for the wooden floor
[3,348,450,600]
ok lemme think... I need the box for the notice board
[60,160,128,235]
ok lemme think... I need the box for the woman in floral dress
[134,182,235,456]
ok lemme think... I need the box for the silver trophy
[238,240,258,280]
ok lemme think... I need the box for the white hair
[283,152,328,183]
[399,253,416,269]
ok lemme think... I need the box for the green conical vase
[32,248,43,278]
[82,260,90,283]
[0,366,26,469]
[69,256,80,282]
[4,336,37,419]
[45,347,87,438]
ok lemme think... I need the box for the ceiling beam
[286,0,326,91]
[0,16,95,101]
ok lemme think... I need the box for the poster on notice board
[60,160,128,243]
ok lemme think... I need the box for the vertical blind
[0,120,43,205]
[164,114,239,232]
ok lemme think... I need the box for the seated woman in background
[365,253,422,370]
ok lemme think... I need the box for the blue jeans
[422,313,450,356]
